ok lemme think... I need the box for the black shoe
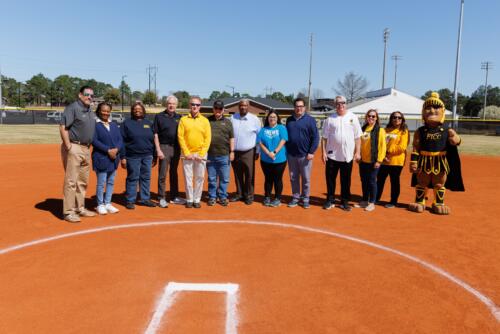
[230,195,242,202]
[340,202,352,212]
[185,202,193,208]
[207,198,216,206]
[193,202,201,209]
[322,201,333,210]
[126,203,135,210]
[140,200,157,207]
[219,198,229,207]
[244,198,253,205]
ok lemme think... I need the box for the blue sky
[1,0,498,98]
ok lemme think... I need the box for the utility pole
[226,85,235,97]
[121,75,127,112]
[307,33,313,111]
[481,61,493,120]
[452,0,464,127]
[381,28,390,89]
[391,55,402,89]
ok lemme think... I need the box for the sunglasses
[391,116,403,120]
[367,115,377,119]
[336,101,346,105]
[83,93,94,98]
[214,107,223,110]
[191,103,201,107]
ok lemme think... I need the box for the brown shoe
[78,208,96,217]
[64,214,81,223]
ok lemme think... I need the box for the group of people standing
[59,86,408,223]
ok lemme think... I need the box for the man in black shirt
[153,95,183,207]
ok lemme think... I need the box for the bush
[478,106,500,119]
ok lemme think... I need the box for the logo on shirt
[144,125,150,129]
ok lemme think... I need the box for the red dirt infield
[0,144,499,333]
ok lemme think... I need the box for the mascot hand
[409,162,418,173]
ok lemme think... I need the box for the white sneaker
[159,198,169,208]
[97,205,108,215]
[105,204,119,214]
[365,203,376,212]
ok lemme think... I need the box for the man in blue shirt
[230,99,261,205]
[285,98,319,209]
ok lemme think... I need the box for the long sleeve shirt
[285,113,319,157]
[360,125,387,164]
[120,118,155,158]
[383,128,409,166]
[177,113,211,156]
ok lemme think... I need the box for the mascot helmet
[422,92,446,123]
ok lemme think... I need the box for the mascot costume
[409,92,464,215]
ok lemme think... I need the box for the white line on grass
[0,220,498,322]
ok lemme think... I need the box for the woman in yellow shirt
[358,109,386,211]
[376,111,409,208]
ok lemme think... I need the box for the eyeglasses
[391,116,402,120]
[295,105,305,108]
[336,102,346,105]
[191,103,201,107]
[83,93,94,98]
[367,115,377,119]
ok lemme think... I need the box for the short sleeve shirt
[322,111,362,162]
[257,124,288,164]
[60,100,96,144]
[208,115,234,157]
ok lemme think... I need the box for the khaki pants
[182,157,207,203]
[61,143,91,215]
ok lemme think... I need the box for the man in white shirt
[321,95,362,211]
[230,99,262,205]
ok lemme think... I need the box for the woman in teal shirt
[257,111,288,207]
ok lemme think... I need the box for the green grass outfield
[0,124,499,156]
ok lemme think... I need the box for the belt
[420,150,446,157]
[70,140,91,147]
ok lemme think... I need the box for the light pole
[307,33,313,111]
[226,85,235,97]
[381,28,390,89]
[481,61,493,120]
[391,55,402,89]
[452,0,464,127]
[121,75,127,112]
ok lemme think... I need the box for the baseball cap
[213,100,224,109]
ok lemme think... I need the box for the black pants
[231,148,256,200]
[260,161,287,199]
[376,165,403,204]
[325,159,353,203]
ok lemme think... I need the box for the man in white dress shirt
[321,95,362,211]
[230,99,261,205]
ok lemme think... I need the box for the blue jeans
[359,162,380,203]
[207,155,230,200]
[95,170,117,206]
[125,156,153,203]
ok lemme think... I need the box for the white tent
[348,88,451,117]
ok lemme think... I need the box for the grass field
[0,124,499,155]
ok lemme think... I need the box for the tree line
[1,72,498,117]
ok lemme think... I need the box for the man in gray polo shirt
[59,85,97,223]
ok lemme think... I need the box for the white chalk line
[144,282,239,334]
[0,219,498,322]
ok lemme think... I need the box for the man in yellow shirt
[177,96,211,208]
